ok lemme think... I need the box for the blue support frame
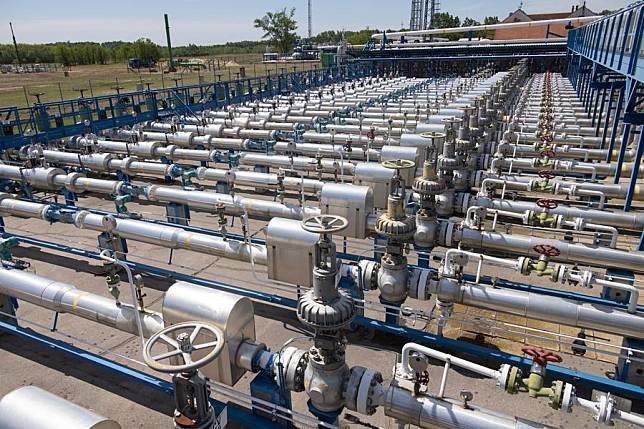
[5,232,644,400]
[0,63,374,150]
[0,320,283,429]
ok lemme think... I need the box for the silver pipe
[431,278,644,338]
[145,186,319,221]
[456,227,644,273]
[468,195,644,230]
[0,386,122,429]
[74,210,267,264]
[195,167,324,193]
[0,268,163,337]
[383,386,552,429]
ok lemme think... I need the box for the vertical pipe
[164,13,175,72]
[624,127,644,211]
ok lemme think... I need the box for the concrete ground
[0,178,641,428]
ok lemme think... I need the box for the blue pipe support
[5,233,643,400]
[606,86,625,163]
[0,320,284,429]
[624,128,644,211]
[14,196,644,312]
[613,121,632,183]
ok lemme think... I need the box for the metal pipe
[0,268,163,337]
[74,211,267,264]
[430,277,644,338]
[0,386,122,429]
[456,227,644,273]
[383,386,553,429]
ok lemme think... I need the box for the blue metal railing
[568,1,644,83]
[0,63,373,150]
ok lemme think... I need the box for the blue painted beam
[0,320,284,429]
[624,128,644,211]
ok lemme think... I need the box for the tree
[254,8,298,53]
[483,16,499,39]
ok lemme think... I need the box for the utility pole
[164,13,176,72]
[308,0,313,39]
[9,22,21,67]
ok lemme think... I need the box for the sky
[1,0,635,46]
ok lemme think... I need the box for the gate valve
[367,128,375,141]
[276,170,286,204]
[227,151,240,169]
[519,346,567,408]
[181,170,197,189]
[215,203,228,239]
[103,262,121,304]
[112,194,132,215]
[522,346,562,368]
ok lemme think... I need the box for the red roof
[527,12,571,21]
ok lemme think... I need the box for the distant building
[495,3,596,40]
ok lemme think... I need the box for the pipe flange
[375,215,416,241]
[296,288,355,331]
[345,367,383,416]
[279,346,308,392]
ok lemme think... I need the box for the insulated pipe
[274,141,382,161]
[455,227,644,273]
[486,157,644,179]
[453,282,644,338]
[145,186,319,221]
[195,167,324,193]
[0,268,163,338]
[466,195,644,230]
[474,172,644,201]
[0,386,122,429]
[74,210,268,265]
[383,386,553,429]
[240,153,353,175]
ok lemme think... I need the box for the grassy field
[0,53,321,108]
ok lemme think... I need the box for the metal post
[606,85,625,162]
[601,82,616,149]
[164,14,175,72]
[624,127,644,211]
[614,122,631,183]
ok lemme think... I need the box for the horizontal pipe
[0,268,163,337]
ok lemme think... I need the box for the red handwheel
[533,244,561,257]
[536,198,559,210]
[538,170,556,180]
[539,150,556,158]
[521,346,563,366]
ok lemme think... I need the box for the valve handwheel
[536,198,559,210]
[533,244,561,257]
[539,150,556,158]
[381,159,416,171]
[538,170,556,180]
[301,214,348,234]
[143,321,225,373]
[521,346,563,366]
